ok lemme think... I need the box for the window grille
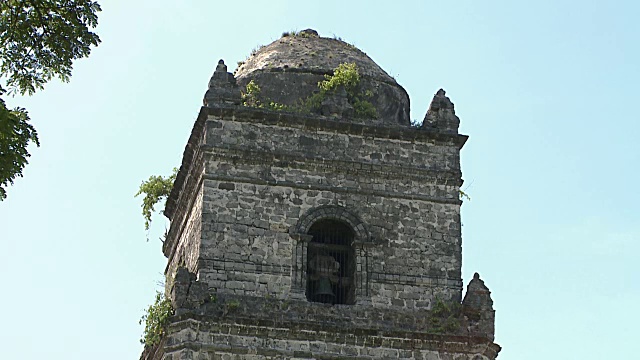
[305,220,355,305]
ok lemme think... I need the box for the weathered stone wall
[188,107,466,309]
[147,105,502,360]
[204,116,462,174]
[165,185,204,291]
[163,110,208,290]
[146,269,499,360]
[198,179,461,307]
[163,322,497,360]
[158,315,499,360]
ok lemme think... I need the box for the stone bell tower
[140,29,500,360]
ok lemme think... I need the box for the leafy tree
[0,0,101,200]
[0,100,39,199]
[135,168,177,232]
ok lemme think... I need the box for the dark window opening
[306,220,355,305]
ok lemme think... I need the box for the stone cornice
[166,316,501,358]
[203,173,461,205]
[206,105,469,147]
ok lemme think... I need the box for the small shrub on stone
[240,63,377,119]
[282,30,317,38]
[135,168,177,232]
[307,62,377,119]
[241,80,262,107]
[353,97,377,119]
[242,80,289,111]
[140,292,174,346]
[429,298,461,334]
[267,101,288,111]
[281,30,298,38]
[223,299,241,316]
[319,63,360,93]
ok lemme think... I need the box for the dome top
[233,29,410,126]
[235,29,397,85]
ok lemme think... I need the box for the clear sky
[1,0,638,358]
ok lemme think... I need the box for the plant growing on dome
[239,64,376,119]
[241,80,290,112]
[281,30,298,37]
[241,80,262,107]
[306,62,377,119]
[281,30,318,38]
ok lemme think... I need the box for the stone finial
[464,273,493,308]
[421,88,460,133]
[216,59,227,72]
[208,59,233,85]
[204,59,242,106]
[462,272,496,341]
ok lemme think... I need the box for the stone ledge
[204,105,468,147]
[162,316,500,358]
[202,174,461,205]
[168,293,494,342]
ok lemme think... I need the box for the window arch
[305,219,355,305]
[291,205,371,304]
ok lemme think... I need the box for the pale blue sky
[1,1,638,359]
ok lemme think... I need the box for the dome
[234,29,410,126]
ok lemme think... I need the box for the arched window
[305,219,355,305]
